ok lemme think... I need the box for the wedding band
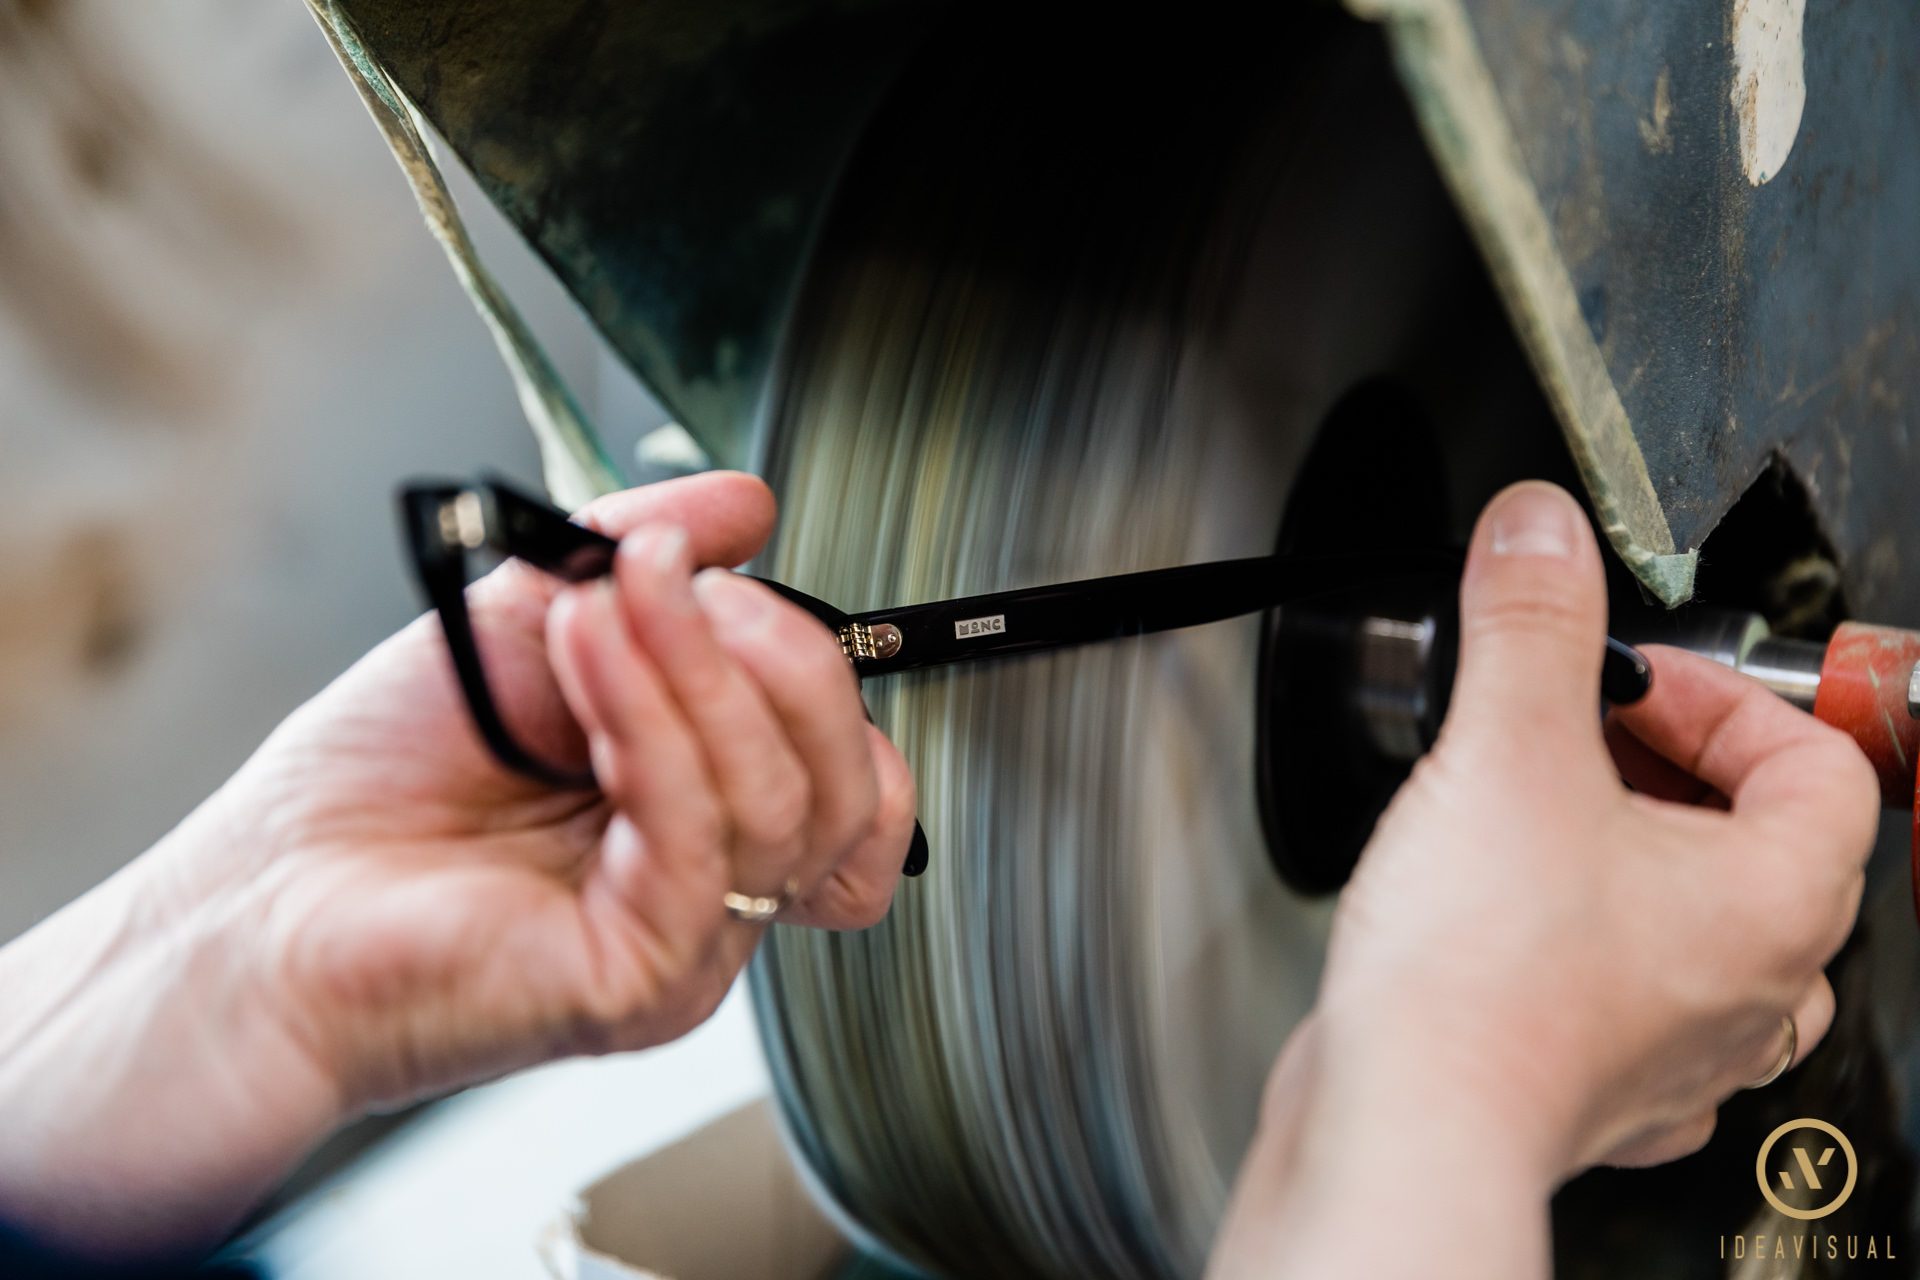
[1744,1015,1798,1090]
[724,878,800,924]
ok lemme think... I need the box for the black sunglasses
[399,475,1652,879]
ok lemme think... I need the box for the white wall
[0,0,663,941]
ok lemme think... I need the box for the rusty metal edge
[1347,0,1696,606]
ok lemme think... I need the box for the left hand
[0,471,917,1261]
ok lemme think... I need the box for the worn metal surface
[1814,622,1920,808]
[1357,0,1920,612]
[329,1,1917,614]
[328,0,937,470]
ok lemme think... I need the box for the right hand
[1210,481,1879,1280]
[1318,480,1880,1175]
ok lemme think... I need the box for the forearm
[1209,1018,1555,1280]
[0,804,342,1262]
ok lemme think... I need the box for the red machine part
[1812,623,1920,806]
[1809,623,1920,921]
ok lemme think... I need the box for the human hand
[244,470,916,1101]
[1211,481,1878,1278]
[0,471,916,1259]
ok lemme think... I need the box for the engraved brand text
[955,615,1006,639]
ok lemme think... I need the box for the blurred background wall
[0,0,664,941]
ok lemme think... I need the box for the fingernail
[692,568,772,634]
[1488,483,1578,559]
[622,526,695,613]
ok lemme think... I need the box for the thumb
[1445,481,1610,753]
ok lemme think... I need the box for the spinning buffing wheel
[314,0,1920,1272]
[746,13,1568,1277]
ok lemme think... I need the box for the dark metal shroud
[333,0,942,469]
[333,0,1920,621]
[1450,0,1920,613]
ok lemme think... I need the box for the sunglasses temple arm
[843,551,1651,705]
[839,554,1444,676]
[479,477,621,581]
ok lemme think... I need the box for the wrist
[0,807,345,1262]
[1312,972,1594,1184]
[1212,1016,1556,1280]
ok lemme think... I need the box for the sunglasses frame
[400,475,1652,881]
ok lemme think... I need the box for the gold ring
[1744,1015,1798,1090]
[723,878,799,924]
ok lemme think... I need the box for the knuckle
[845,878,900,930]
[814,803,872,863]
[1742,871,1820,960]
[1751,877,1844,972]
[576,955,698,1059]
[1461,588,1594,649]
[1796,1008,1833,1061]
[814,809,867,859]
[1799,862,1867,962]
[654,971,735,1043]
[846,880,897,929]
[1812,902,1863,966]
[838,758,885,838]
[680,795,731,856]
[867,730,917,820]
[823,778,887,861]
[816,871,897,931]
[672,656,733,708]
[1830,870,1868,941]
[1827,741,1884,845]
[1706,685,1769,746]
[776,614,852,683]
[1673,1114,1718,1160]
[1747,813,1870,964]
[571,971,669,1054]
[740,767,812,849]
[881,767,918,833]
[1779,725,1881,845]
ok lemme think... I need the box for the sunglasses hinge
[436,490,489,552]
[839,621,903,664]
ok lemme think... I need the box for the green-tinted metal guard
[310,0,1919,614]
[311,0,939,489]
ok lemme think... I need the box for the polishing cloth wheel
[749,13,1542,1277]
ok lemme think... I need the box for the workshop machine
[309,2,1920,1275]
